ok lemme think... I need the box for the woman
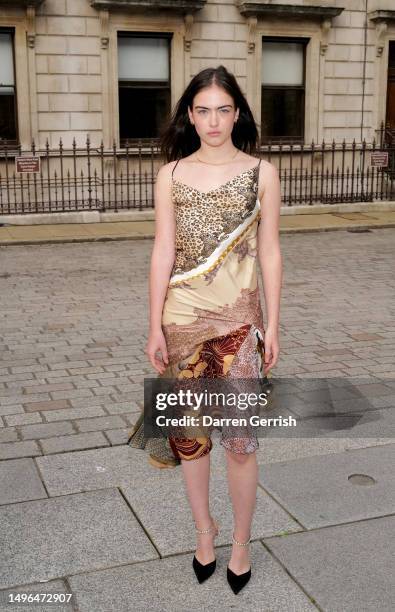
[127,65,282,594]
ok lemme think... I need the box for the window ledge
[236,1,343,20]
[90,0,206,13]
[369,10,395,23]
[0,0,44,7]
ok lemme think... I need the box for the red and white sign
[370,152,388,167]
[15,156,41,173]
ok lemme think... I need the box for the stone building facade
[0,0,395,150]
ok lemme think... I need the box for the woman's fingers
[160,341,169,365]
[146,345,168,373]
[263,341,279,373]
[151,351,163,373]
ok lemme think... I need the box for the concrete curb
[0,222,394,246]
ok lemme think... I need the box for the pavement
[0,227,394,611]
[1,207,395,244]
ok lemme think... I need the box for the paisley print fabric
[127,157,267,468]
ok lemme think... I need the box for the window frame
[261,35,308,145]
[0,12,34,151]
[106,14,186,151]
[247,20,321,147]
[117,30,172,145]
[0,27,19,146]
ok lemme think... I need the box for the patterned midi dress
[127,157,268,467]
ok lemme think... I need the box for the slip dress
[127,156,269,467]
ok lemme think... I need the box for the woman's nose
[209,112,219,126]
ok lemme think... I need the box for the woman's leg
[225,448,258,573]
[180,451,218,564]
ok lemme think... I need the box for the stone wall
[1,0,394,147]
[35,0,102,147]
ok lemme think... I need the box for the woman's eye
[196,109,230,114]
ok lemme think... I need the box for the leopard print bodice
[170,159,261,277]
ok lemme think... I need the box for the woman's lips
[208,132,220,135]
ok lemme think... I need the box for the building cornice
[236,1,343,21]
[90,0,206,13]
[0,0,44,6]
[369,10,395,23]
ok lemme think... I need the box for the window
[0,29,18,144]
[117,32,171,144]
[261,37,308,144]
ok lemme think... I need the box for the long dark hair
[159,65,259,162]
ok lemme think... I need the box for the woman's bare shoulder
[260,159,276,171]
[156,160,178,176]
[155,160,181,188]
[239,152,271,168]
[256,159,279,202]
[260,159,279,183]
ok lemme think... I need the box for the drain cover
[348,473,376,485]
[347,228,372,233]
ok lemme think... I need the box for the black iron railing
[0,121,394,214]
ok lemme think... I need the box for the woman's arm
[257,161,282,372]
[146,162,176,372]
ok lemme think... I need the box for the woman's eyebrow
[194,105,233,109]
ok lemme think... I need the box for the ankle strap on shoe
[232,533,251,546]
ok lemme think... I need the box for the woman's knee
[222,437,258,461]
[225,447,255,464]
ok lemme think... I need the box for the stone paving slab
[121,472,302,557]
[35,446,179,496]
[259,443,395,528]
[274,381,394,419]
[258,436,391,460]
[0,580,73,612]
[103,426,131,445]
[0,458,47,506]
[0,441,41,460]
[0,428,18,443]
[39,431,109,454]
[68,541,317,612]
[263,515,395,612]
[268,405,395,440]
[329,406,395,439]
[0,488,158,590]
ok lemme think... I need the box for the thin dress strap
[256,157,262,183]
[256,158,262,214]
[172,158,181,179]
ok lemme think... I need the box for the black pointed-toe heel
[192,518,219,584]
[227,533,252,594]
[193,555,216,583]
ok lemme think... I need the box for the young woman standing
[128,65,282,594]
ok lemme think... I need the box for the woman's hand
[145,328,169,374]
[263,326,280,374]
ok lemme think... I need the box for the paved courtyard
[0,228,394,611]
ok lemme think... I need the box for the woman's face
[188,84,239,146]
